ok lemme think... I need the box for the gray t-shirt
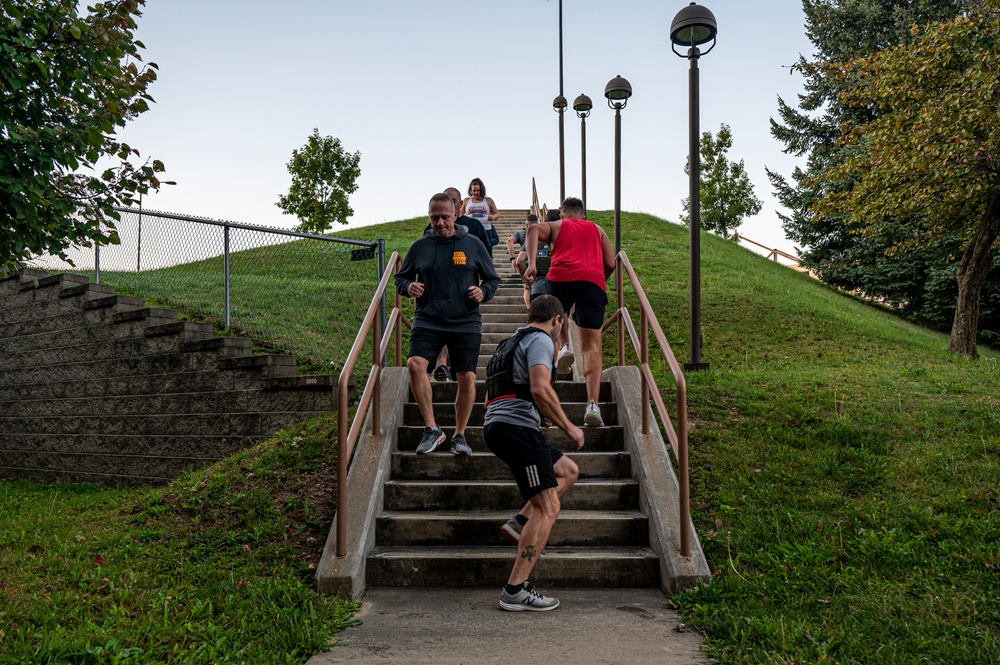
[483,327,555,429]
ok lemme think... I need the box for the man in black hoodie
[396,192,500,456]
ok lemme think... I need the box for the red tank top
[546,217,606,290]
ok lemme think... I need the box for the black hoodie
[394,225,499,332]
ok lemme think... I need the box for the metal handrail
[601,251,692,557]
[733,232,802,264]
[531,177,542,221]
[335,251,405,557]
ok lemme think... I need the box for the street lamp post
[557,0,565,202]
[671,2,717,373]
[573,94,592,216]
[137,180,177,272]
[605,75,632,365]
[553,95,567,204]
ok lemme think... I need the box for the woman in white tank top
[461,177,500,251]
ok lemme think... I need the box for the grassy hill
[2,211,997,663]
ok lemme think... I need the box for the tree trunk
[949,195,1000,358]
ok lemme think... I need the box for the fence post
[377,238,387,366]
[224,225,231,330]
[94,244,101,285]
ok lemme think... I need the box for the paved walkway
[307,587,708,664]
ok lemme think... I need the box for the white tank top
[465,199,492,230]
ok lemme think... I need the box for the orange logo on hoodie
[453,251,467,266]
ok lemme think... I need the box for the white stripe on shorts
[525,464,540,488]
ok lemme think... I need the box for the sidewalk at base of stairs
[306,587,708,664]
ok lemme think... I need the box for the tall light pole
[137,180,177,272]
[556,0,566,202]
[604,75,632,256]
[553,95,567,204]
[605,75,632,365]
[671,2,717,373]
[573,94,592,217]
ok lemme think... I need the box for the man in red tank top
[524,198,615,427]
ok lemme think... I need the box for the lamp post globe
[671,2,716,373]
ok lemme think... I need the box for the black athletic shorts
[548,280,608,330]
[408,327,482,374]
[484,421,564,500]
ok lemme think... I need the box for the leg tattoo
[520,544,537,562]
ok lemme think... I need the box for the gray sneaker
[500,517,523,544]
[450,433,472,456]
[415,427,446,455]
[499,582,559,612]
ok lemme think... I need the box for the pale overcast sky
[120,0,814,255]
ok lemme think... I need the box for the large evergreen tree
[767,1,1000,347]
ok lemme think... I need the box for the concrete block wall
[0,268,335,486]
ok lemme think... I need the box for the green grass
[5,210,999,663]
[0,417,358,664]
[585,211,1000,664]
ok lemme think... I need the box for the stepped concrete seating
[318,212,709,596]
[0,268,334,486]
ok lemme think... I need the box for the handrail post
[394,260,403,366]
[372,306,381,435]
[377,239,387,366]
[678,390,691,557]
[640,307,649,435]
[616,257,625,366]
[336,385,349,557]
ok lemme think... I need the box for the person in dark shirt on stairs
[396,192,499,456]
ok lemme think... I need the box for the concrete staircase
[317,210,710,596]
[364,212,660,587]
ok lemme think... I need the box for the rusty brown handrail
[336,251,406,557]
[733,232,802,265]
[531,177,542,221]
[601,252,692,557]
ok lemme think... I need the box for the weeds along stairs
[318,210,710,597]
[0,268,335,485]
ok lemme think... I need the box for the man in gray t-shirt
[483,295,584,612]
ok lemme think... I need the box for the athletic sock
[504,582,525,595]
[515,514,528,527]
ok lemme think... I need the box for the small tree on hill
[1,0,164,273]
[681,124,762,240]
[276,129,361,234]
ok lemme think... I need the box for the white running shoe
[556,344,575,374]
[499,582,559,612]
[584,400,604,427]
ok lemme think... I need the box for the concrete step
[479,304,533,315]
[401,402,617,426]
[383,479,638,511]
[366,545,659,587]
[391,451,632,481]
[396,425,623,452]
[418,381,611,403]
[376,510,649,547]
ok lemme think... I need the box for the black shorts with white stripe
[484,421,563,500]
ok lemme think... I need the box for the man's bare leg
[508,487,560,585]
[406,356,437,429]
[578,326,603,406]
[453,370,476,436]
[433,347,449,381]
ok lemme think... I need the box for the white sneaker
[556,344,575,374]
[584,401,604,427]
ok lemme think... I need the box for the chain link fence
[26,208,384,371]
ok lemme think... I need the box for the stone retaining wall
[0,268,334,486]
